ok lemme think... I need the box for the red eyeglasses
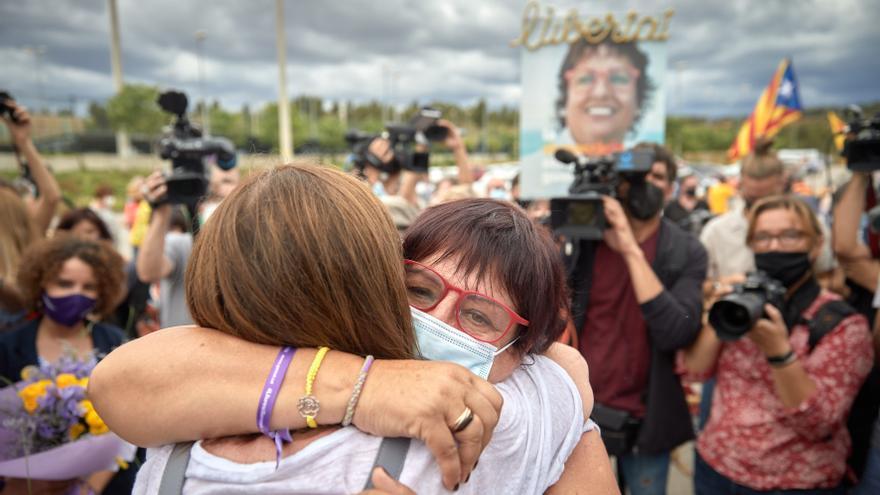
[403,260,529,344]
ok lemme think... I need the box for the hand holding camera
[746,303,792,359]
[0,94,32,145]
[600,195,638,256]
[142,171,169,208]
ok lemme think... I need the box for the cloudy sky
[1,0,877,118]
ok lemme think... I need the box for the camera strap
[806,300,857,352]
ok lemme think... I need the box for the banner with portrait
[515,2,672,199]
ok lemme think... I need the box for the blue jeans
[698,377,716,431]
[617,451,670,495]
[694,453,845,495]
[854,446,880,495]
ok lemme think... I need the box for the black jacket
[570,218,707,454]
[0,317,126,384]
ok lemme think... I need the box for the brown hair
[403,199,569,355]
[741,136,784,179]
[56,208,114,241]
[746,195,823,249]
[634,142,677,182]
[185,163,415,359]
[17,236,125,317]
[0,188,40,281]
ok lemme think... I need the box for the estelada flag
[827,111,847,151]
[728,59,803,161]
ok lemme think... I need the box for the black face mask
[624,180,665,221]
[754,251,812,287]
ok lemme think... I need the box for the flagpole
[275,0,293,162]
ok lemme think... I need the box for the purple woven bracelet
[257,346,296,469]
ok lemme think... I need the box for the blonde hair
[0,188,39,281]
[741,136,784,179]
[746,195,823,249]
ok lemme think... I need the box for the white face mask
[411,307,518,380]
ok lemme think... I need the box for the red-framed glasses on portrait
[403,260,529,344]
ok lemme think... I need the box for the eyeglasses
[403,260,528,344]
[750,229,807,250]
[570,67,640,91]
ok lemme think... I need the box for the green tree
[105,84,167,136]
[85,102,110,130]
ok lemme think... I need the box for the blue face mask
[411,307,518,380]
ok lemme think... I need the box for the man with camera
[570,143,707,495]
[136,172,194,328]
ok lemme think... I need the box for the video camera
[842,106,880,172]
[157,90,237,205]
[549,148,656,241]
[345,107,449,175]
[708,271,786,341]
[0,91,20,124]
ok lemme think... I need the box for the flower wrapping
[0,354,135,480]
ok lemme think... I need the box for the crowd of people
[0,91,878,495]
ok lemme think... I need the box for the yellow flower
[79,399,95,415]
[86,410,109,435]
[115,457,129,470]
[78,377,89,389]
[56,373,79,389]
[20,366,38,381]
[18,380,53,414]
[70,422,86,440]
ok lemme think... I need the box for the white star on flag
[779,80,793,99]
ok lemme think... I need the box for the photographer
[684,195,873,494]
[664,173,711,235]
[832,170,880,494]
[135,172,193,327]
[571,143,706,494]
[1,97,61,235]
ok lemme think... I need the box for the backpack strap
[363,437,411,490]
[158,442,194,495]
[807,300,857,351]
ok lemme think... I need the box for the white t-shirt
[134,355,590,494]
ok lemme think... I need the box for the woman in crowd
[683,195,874,494]
[0,236,131,495]
[0,187,39,331]
[90,164,617,493]
[56,207,114,243]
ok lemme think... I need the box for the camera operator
[571,143,706,494]
[135,172,193,327]
[833,170,880,494]
[683,195,873,494]
[1,97,61,235]
[664,173,711,235]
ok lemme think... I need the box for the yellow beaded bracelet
[298,347,330,429]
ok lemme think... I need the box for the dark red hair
[403,199,569,354]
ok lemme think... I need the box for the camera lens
[709,293,765,341]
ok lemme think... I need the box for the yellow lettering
[656,9,675,41]
[637,16,659,41]
[615,11,639,43]
[509,1,541,49]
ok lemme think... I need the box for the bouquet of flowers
[0,353,135,481]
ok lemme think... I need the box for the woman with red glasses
[90,167,616,494]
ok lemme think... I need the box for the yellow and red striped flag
[827,111,847,151]
[728,59,803,161]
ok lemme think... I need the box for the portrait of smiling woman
[556,38,655,151]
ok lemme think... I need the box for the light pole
[275,0,293,161]
[106,0,132,156]
[195,30,210,135]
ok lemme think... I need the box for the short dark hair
[403,199,569,355]
[17,236,125,317]
[56,208,113,241]
[634,142,677,183]
[556,38,655,131]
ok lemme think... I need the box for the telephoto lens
[708,272,785,341]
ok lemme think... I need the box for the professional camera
[0,91,20,124]
[548,148,656,241]
[842,106,880,172]
[708,271,786,341]
[157,90,237,205]
[346,107,449,175]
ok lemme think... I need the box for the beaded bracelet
[342,355,375,427]
[299,347,330,428]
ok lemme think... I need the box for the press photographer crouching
[684,195,874,494]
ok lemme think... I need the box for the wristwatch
[766,349,797,368]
